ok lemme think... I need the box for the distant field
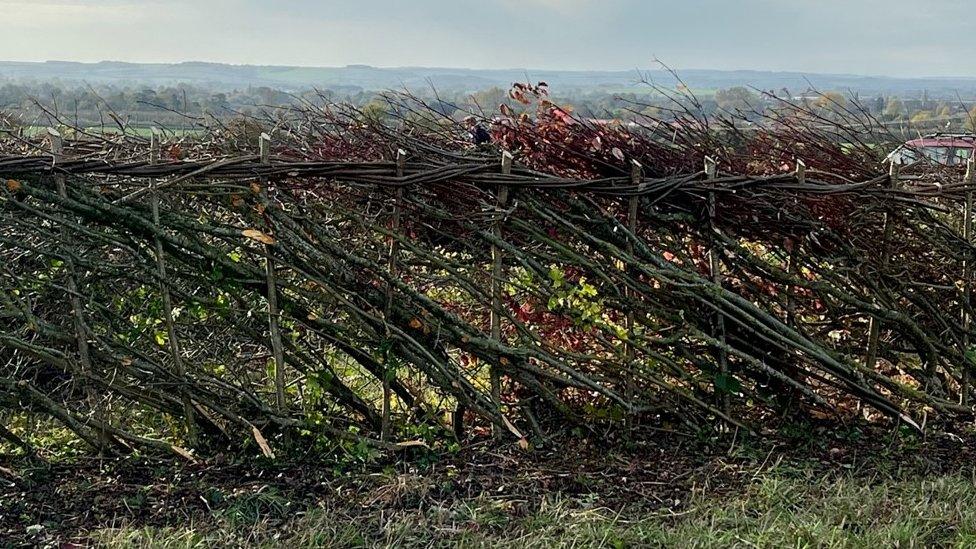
[20,125,205,138]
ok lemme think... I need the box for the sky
[1,0,974,77]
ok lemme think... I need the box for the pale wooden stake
[260,133,287,413]
[795,158,806,186]
[865,160,900,372]
[490,151,513,420]
[149,128,196,441]
[786,160,806,327]
[705,156,730,414]
[625,160,643,384]
[381,148,407,440]
[962,156,975,405]
[49,128,107,452]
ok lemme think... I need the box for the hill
[2,60,975,97]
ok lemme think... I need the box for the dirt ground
[3,420,975,547]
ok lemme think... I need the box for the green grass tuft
[88,468,976,548]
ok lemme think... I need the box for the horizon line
[2,59,975,82]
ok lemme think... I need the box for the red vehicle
[888,134,976,166]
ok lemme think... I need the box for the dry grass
[88,467,976,548]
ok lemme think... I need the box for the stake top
[150,127,161,164]
[795,159,806,185]
[888,157,901,180]
[259,133,271,164]
[501,150,514,175]
[47,127,63,158]
[631,159,645,190]
[396,148,407,177]
[704,156,717,179]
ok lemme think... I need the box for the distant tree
[206,93,229,111]
[873,96,885,114]
[911,110,934,124]
[814,92,847,111]
[714,87,757,113]
[468,87,509,115]
[360,100,389,123]
[134,88,158,105]
[883,98,904,120]
[639,105,661,119]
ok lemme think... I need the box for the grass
[87,468,976,548]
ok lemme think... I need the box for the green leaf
[966,346,976,364]
[714,373,741,395]
[548,266,565,288]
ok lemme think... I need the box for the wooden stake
[786,160,806,327]
[624,161,643,406]
[49,129,87,359]
[705,156,730,415]
[490,151,513,424]
[381,148,407,440]
[260,133,287,413]
[962,156,975,405]
[150,128,196,442]
[795,158,806,186]
[49,128,108,453]
[865,160,899,373]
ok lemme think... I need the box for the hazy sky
[1,0,974,77]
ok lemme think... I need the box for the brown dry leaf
[517,437,530,451]
[242,229,275,245]
[251,425,276,459]
[6,179,21,192]
[409,318,423,329]
[121,357,134,366]
[250,182,262,195]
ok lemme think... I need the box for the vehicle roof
[906,135,976,149]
